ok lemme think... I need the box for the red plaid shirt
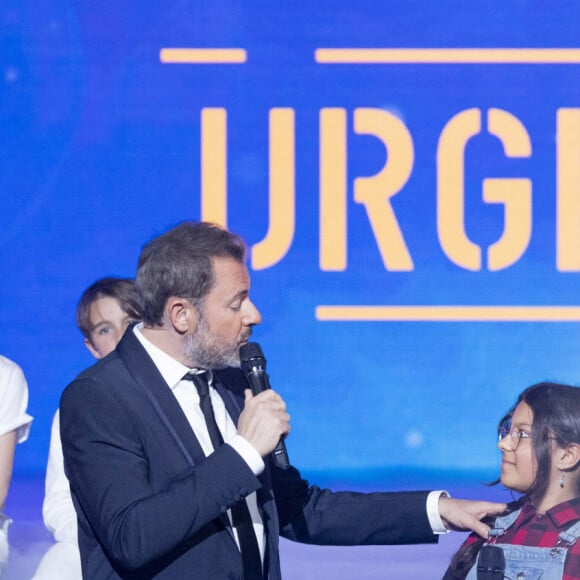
[463,496,580,580]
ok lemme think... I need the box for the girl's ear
[558,443,580,472]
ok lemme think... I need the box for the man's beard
[182,311,241,369]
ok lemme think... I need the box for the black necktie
[185,371,263,580]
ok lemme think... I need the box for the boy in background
[32,278,142,580]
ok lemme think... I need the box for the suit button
[220,505,228,513]
[240,488,248,497]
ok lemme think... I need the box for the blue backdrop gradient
[2,1,580,482]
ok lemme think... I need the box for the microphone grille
[477,545,505,579]
[240,342,265,366]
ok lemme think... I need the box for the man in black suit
[60,221,504,579]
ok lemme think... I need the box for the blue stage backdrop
[2,1,580,480]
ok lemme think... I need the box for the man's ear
[84,337,103,360]
[557,443,580,472]
[166,297,197,334]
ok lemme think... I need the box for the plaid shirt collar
[518,496,580,530]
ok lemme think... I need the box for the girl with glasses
[444,382,580,579]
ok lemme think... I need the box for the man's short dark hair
[136,221,246,326]
[76,277,143,339]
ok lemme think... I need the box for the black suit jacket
[60,328,437,579]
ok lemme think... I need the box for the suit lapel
[117,333,278,552]
[115,329,241,542]
[115,328,206,464]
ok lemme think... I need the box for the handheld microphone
[477,545,505,579]
[239,342,290,469]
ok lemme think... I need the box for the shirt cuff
[228,435,265,475]
[427,490,451,534]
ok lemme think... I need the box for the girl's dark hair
[443,382,580,579]
[518,382,580,499]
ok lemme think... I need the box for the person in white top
[32,277,142,580]
[0,355,33,579]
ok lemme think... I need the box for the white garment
[0,355,33,579]
[41,411,78,544]
[0,355,32,440]
[31,410,81,580]
[31,539,81,580]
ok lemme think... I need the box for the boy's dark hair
[76,277,142,340]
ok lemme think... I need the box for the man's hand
[438,496,507,538]
[237,389,290,457]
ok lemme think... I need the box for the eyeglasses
[498,420,533,451]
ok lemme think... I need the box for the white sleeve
[0,356,33,441]
[228,434,265,475]
[42,411,78,544]
[426,490,451,534]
